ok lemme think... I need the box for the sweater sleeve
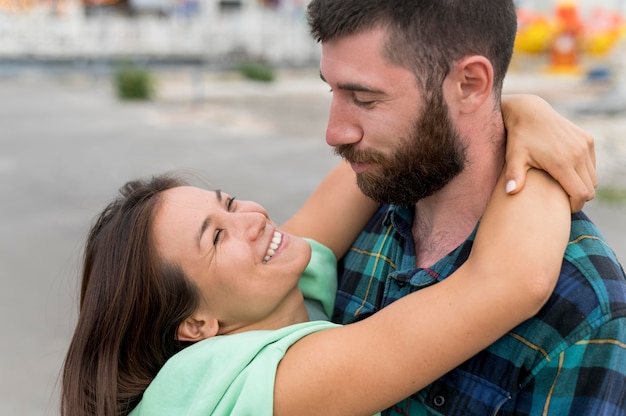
[299,239,338,320]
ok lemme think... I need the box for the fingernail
[506,180,516,194]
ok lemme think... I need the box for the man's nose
[325,97,362,147]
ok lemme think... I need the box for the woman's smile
[263,231,284,263]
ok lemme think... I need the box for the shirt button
[433,395,446,407]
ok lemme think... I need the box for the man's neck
[412,148,504,268]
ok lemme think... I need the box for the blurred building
[0,0,624,69]
[0,0,316,65]
[0,0,302,16]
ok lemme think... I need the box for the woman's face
[153,186,311,335]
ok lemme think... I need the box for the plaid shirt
[334,205,626,416]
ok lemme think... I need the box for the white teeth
[263,231,283,264]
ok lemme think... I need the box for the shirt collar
[383,204,479,282]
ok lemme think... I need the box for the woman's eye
[213,197,235,245]
[213,229,223,245]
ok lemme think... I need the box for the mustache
[333,145,386,165]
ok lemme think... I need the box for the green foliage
[237,61,275,82]
[597,186,626,205]
[114,64,155,100]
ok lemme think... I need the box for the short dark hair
[307,0,517,98]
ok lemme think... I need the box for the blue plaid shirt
[334,205,626,415]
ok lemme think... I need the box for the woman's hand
[502,94,597,212]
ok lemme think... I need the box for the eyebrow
[319,71,384,94]
[196,190,222,250]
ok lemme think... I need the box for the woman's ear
[449,55,494,113]
[177,315,219,342]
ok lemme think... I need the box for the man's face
[320,27,466,205]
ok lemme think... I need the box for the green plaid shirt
[334,205,626,415]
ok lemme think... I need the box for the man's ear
[177,314,219,342]
[449,55,493,113]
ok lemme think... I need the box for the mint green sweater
[130,240,350,416]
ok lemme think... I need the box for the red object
[550,2,582,68]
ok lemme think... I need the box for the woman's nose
[233,211,267,242]
[237,200,270,218]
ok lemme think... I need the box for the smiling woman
[154,186,312,337]
[61,162,570,416]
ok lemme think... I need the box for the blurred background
[1,0,625,414]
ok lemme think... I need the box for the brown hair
[307,0,517,99]
[61,174,201,416]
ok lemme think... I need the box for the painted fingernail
[506,180,516,194]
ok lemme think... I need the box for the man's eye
[227,197,236,211]
[213,229,223,245]
[353,95,375,107]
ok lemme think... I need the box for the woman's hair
[61,174,201,416]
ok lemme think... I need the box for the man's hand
[502,94,597,212]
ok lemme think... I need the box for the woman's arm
[501,93,597,212]
[275,169,570,416]
[281,161,380,259]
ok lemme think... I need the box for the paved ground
[0,67,624,415]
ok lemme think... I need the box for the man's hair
[307,0,517,98]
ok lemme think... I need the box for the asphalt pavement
[1,67,624,415]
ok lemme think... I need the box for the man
[307,0,626,414]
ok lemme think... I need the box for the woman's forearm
[275,169,570,416]
[281,161,379,259]
[468,168,570,309]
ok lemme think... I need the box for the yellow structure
[582,8,625,56]
[514,0,625,74]
[515,9,555,54]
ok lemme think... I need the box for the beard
[334,92,467,206]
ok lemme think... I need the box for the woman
[62,157,570,415]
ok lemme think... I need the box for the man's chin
[356,175,423,206]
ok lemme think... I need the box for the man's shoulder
[472,211,626,367]
[563,210,626,316]
[508,210,626,358]
[567,211,624,264]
